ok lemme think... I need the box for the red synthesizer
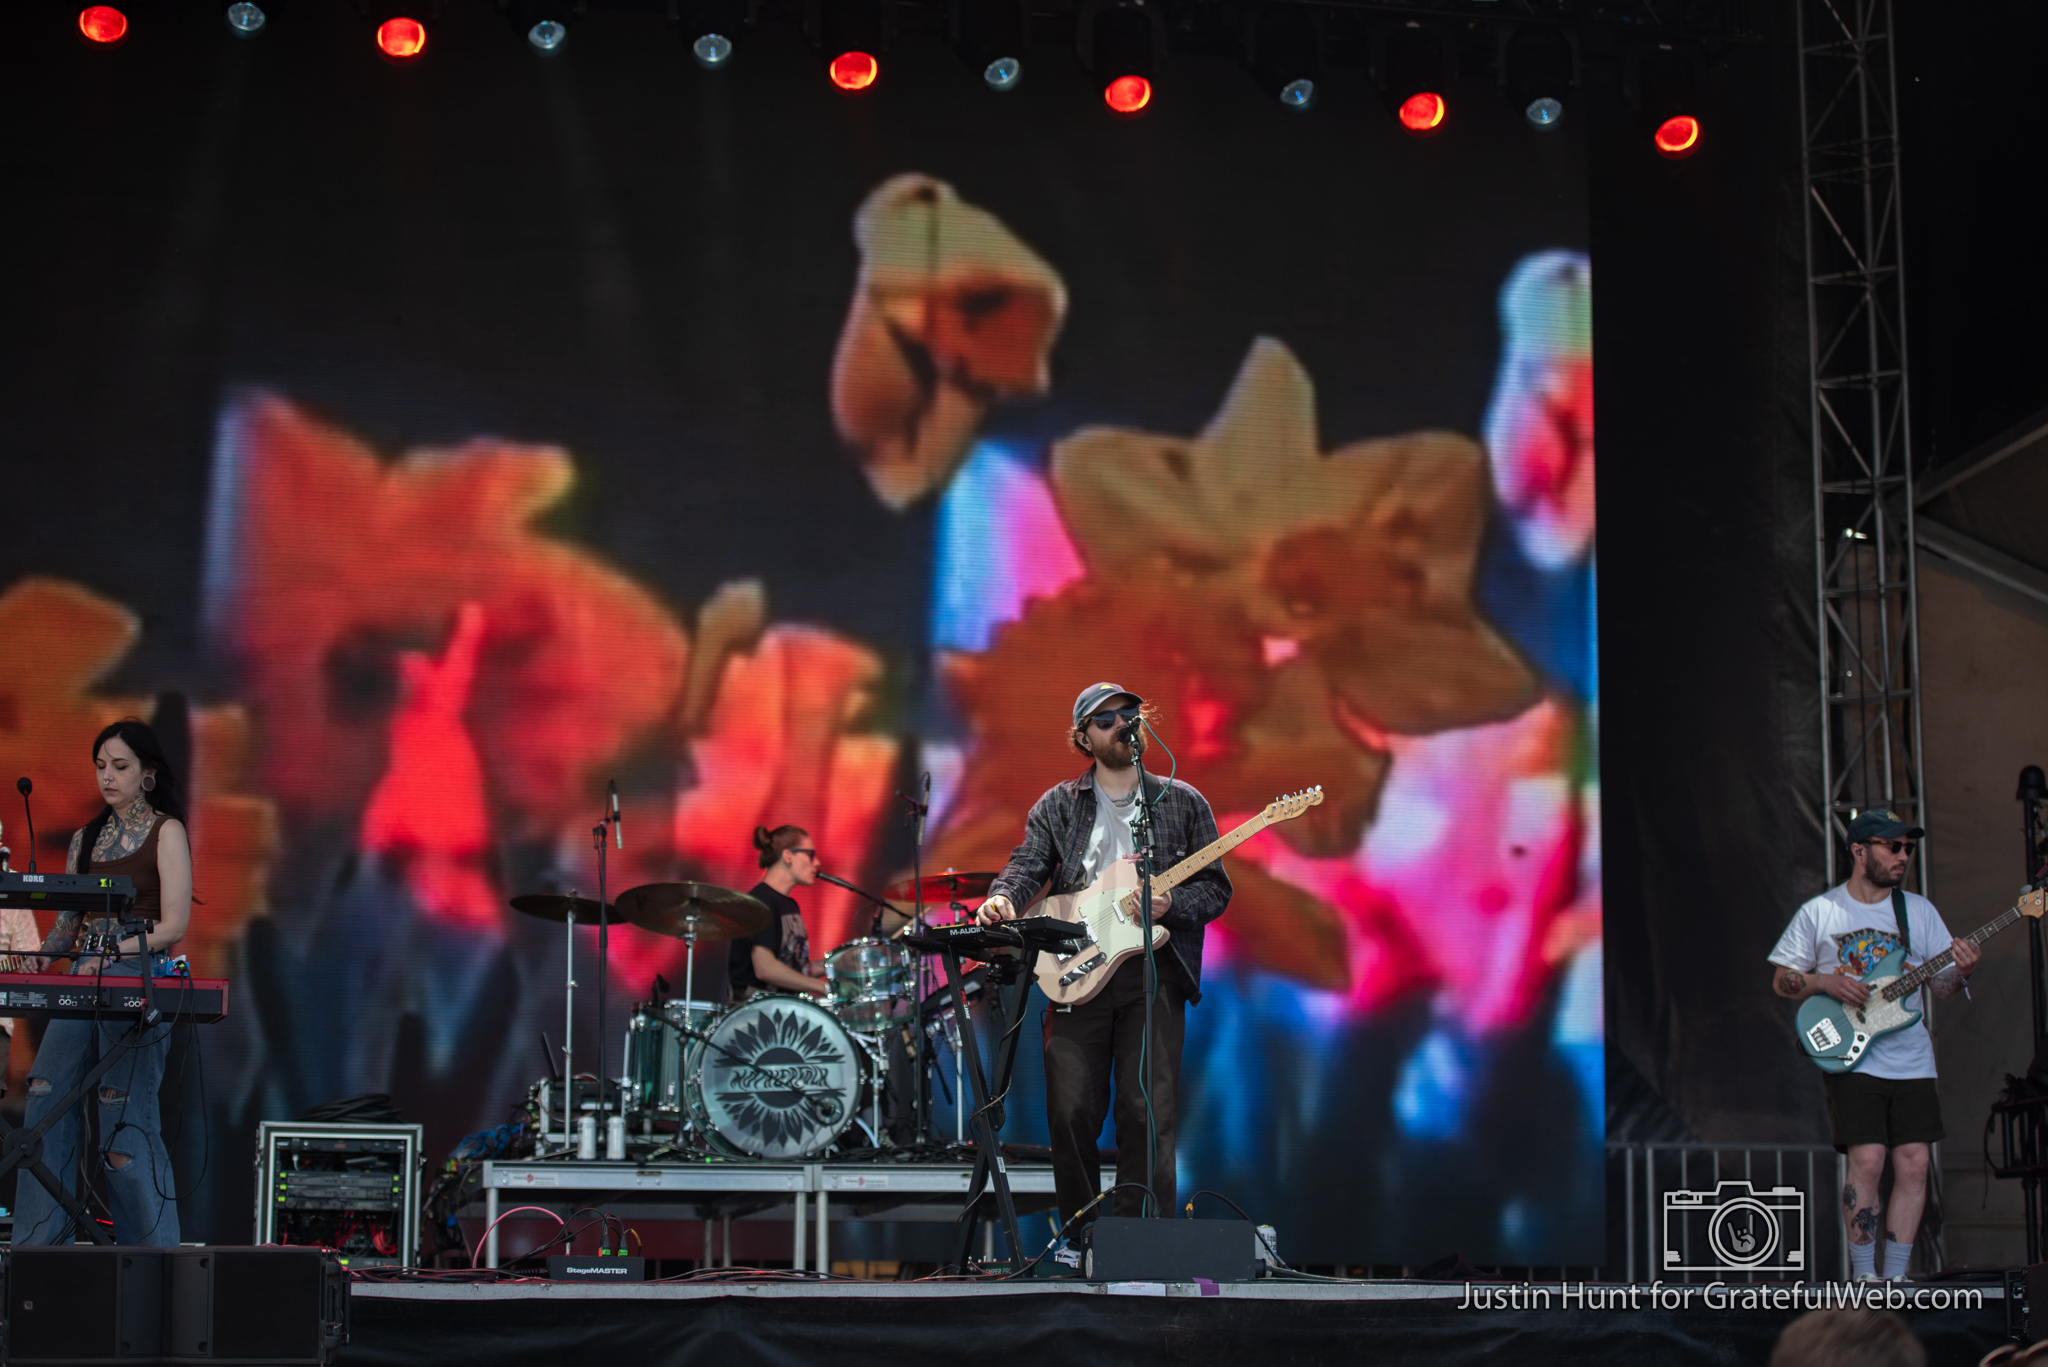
[0,972,229,1023]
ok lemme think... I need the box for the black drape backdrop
[1591,8,1830,1144]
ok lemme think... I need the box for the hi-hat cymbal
[882,870,998,902]
[617,882,772,942]
[510,893,614,924]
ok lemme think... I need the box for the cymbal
[617,882,772,942]
[881,870,998,902]
[509,893,614,924]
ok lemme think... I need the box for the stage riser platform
[341,1283,2012,1367]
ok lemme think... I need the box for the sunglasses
[788,848,818,860]
[1863,839,1916,856]
[1087,708,1141,731]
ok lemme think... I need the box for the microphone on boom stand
[817,871,895,936]
[16,778,36,874]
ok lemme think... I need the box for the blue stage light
[1279,78,1314,110]
[224,2,265,35]
[693,33,733,68]
[983,56,1021,90]
[1525,96,1562,128]
[528,19,566,53]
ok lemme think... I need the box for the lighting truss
[1797,0,1925,892]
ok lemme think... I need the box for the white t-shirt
[1082,789,1140,885]
[1767,885,1954,1079]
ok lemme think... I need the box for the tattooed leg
[1844,1145,1888,1245]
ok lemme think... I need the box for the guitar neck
[1886,905,2022,999]
[1147,811,1269,896]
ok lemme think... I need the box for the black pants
[1043,955,1187,1227]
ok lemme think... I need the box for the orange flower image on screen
[832,174,1068,510]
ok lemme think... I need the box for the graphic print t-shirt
[1767,884,1954,1079]
[727,883,810,999]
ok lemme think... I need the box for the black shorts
[1822,1071,1945,1152]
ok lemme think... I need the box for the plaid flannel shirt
[988,767,1232,1002]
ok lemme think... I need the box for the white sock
[1849,1239,1876,1278]
[1883,1238,1912,1279]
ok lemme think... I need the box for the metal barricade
[1607,1141,1849,1283]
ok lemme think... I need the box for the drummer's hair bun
[755,823,810,868]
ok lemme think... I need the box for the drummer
[728,825,832,1002]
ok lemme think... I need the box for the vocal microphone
[608,779,623,850]
[1116,713,1143,745]
[15,777,35,875]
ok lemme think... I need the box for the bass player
[975,682,1232,1235]
[1767,810,1979,1281]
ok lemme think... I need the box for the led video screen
[2,9,1598,1264]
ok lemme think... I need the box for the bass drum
[685,993,866,1159]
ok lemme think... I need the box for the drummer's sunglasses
[1087,707,1141,730]
[788,848,818,859]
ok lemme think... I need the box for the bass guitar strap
[1891,886,1910,959]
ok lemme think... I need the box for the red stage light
[1654,114,1701,158]
[1398,91,1445,134]
[829,51,878,91]
[1104,75,1151,115]
[376,17,427,60]
[78,6,128,44]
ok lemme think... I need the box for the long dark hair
[754,824,809,869]
[74,709,188,873]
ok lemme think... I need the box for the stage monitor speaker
[167,1248,348,1364]
[1,1247,347,1367]
[1083,1217,1264,1283]
[3,1248,164,1364]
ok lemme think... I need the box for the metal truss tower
[1797,0,1926,892]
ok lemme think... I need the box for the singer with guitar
[976,682,1232,1235]
[1767,810,1979,1282]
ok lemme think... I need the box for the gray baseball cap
[1072,681,1144,726]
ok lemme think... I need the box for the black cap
[1845,809,1926,844]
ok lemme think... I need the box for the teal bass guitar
[1796,888,2045,1072]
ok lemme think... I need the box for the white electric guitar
[1032,788,1324,1006]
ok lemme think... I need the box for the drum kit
[509,868,1003,1163]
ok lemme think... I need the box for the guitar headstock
[2022,888,2048,920]
[1263,787,1325,825]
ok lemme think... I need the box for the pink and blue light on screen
[928,251,1599,1188]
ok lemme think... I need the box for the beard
[1088,734,1139,770]
[1861,855,1906,889]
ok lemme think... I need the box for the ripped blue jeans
[12,957,180,1247]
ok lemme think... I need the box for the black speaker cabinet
[2,1248,347,1366]
[3,1248,164,1363]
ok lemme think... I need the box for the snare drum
[684,993,867,1159]
[824,937,914,1031]
[625,998,719,1115]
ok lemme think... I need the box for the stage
[338,1276,2015,1367]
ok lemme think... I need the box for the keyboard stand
[0,923,163,1246]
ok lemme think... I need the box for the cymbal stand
[679,917,702,1149]
[558,894,580,1145]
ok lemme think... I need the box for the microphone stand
[1125,717,1160,1218]
[593,784,623,1132]
[897,776,932,1144]
[17,778,37,874]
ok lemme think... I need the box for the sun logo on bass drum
[705,1006,854,1155]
